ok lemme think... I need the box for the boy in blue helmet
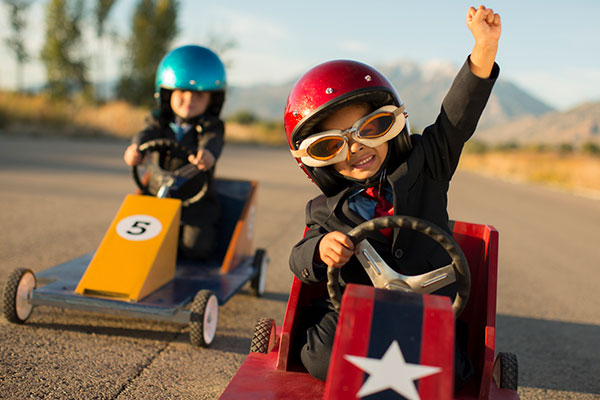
[284,6,501,390]
[124,45,227,260]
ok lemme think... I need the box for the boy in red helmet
[284,6,501,389]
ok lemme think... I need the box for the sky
[1,0,599,111]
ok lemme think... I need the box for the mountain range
[220,60,600,146]
[475,101,600,146]
[221,59,553,132]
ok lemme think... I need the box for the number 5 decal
[116,215,162,241]
[127,220,151,235]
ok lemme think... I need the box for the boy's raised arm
[466,5,501,78]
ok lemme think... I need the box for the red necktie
[363,186,394,238]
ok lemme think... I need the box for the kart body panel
[220,221,520,400]
[74,194,182,301]
[29,178,261,324]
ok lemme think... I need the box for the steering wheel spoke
[355,239,456,294]
[355,239,405,289]
[174,163,202,179]
[327,216,471,316]
[142,157,163,175]
[403,264,456,294]
[132,139,209,205]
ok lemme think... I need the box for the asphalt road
[1,135,599,399]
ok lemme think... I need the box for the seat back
[213,179,257,273]
[276,276,327,371]
[451,221,499,399]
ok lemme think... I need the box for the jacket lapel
[388,144,423,246]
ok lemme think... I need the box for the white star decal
[344,340,441,400]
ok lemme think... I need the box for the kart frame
[219,220,520,400]
[3,178,267,339]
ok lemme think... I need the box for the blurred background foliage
[0,0,598,196]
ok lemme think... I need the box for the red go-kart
[219,216,519,400]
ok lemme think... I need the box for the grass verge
[2,92,598,197]
[459,151,600,197]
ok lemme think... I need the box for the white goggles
[290,105,406,167]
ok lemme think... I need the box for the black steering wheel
[132,139,209,205]
[326,215,471,316]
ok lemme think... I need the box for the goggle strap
[392,104,405,118]
[290,148,308,157]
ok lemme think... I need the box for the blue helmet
[155,45,227,116]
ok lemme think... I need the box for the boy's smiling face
[319,104,389,180]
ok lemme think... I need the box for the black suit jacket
[290,57,499,295]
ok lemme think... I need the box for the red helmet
[284,59,412,195]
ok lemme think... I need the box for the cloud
[164,4,301,87]
[227,48,309,87]
[198,6,288,44]
[421,59,458,81]
[228,15,286,40]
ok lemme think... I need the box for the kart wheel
[189,290,219,347]
[493,352,519,390]
[249,249,268,297]
[250,317,275,353]
[3,268,36,324]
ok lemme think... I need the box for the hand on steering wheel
[132,139,209,206]
[327,215,470,316]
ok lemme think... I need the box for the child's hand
[318,231,355,269]
[466,5,501,78]
[188,149,215,170]
[467,5,501,45]
[124,144,142,166]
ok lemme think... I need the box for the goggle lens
[307,136,346,160]
[307,112,395,159]
[357,113,395,139]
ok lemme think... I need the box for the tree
[230,110,257,125]
[557,143,574,154]
[117,0,179,106]
[582,142,600,156]
[3,0,33,91]
[40,0,92,100]
[94,0,118,99]
[94,0,116,37]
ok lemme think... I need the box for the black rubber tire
[249,249,268,297]
[250,317,275,353]
[3,268,36,324]
[493,352,519,390]
[189,290,218,347]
